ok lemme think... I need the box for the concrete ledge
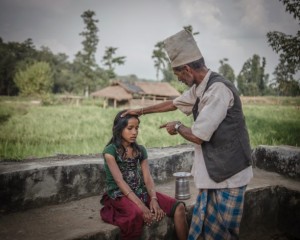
[252,145,300,179]
[1,144,300,239]
[1,182,299,240]
[0,145,194,213]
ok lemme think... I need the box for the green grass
[244,105,300,147]
[0,96,299,160]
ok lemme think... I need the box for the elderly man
[122,29,253,240]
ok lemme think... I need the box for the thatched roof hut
[91,85,132,108]
[91,80,180,108]
[135,82,180,99]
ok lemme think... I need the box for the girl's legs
[174,203,188,240]
[154,192,188,240]
[100,194,144,240]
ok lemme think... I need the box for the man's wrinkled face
[173,66,194,87]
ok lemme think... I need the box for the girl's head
[107,110,140,149]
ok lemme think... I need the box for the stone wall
[252,145,300,179]
[0,145,194,213]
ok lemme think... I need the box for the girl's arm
[104,153,146,208]
[104,153,154,225]
[141,159,166,221]
[140,159,157,199]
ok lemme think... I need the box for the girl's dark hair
[106,110,141,158]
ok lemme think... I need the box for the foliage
[0,38,36,95]
[14,61,53,96]
[266,0,300,95]
[169,80,188,94]
[76,10,100,97]
[0,96,299,160]
[237,54,269,96]
[152,41,168,81]
[183,25,200,36]
[218,58,235,84]
[0,38,82,96]
[102,47,126,79]
[0,9,128,97]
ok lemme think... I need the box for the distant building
[91,80,180,108]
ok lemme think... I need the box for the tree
[152,41,168,81]
[102,47,126,79]
[272,57,300,96]
[266,0,300,95]
[183,25,200,36]
[218,58,235,84]
[77,10,99,97]
[14,61,53,96]
[237,54,269,96]
[0,38,37,95]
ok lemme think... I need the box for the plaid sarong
[188,186,246,240]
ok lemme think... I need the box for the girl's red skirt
[100,192,182,240]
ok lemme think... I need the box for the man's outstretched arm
[121,100,177,117]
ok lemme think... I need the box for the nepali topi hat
[163,29,203,68]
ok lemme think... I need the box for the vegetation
[102,47,126,79]
[218,58,235,84]
[266,0,300,96]
[14,61,53,96]
[76,10,100,97]
[152,41,168,81]
[237,54,269,96]
[0,1,299,98]
[0,96,299,161]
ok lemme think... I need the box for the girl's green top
[102,143,148,202]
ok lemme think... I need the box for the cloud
[237,0,273,37]
[37,38,70,55]
[0,0,298,80]
[6,0,71,14]
[179,0,222,31]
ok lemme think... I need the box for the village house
[91,80,180,108]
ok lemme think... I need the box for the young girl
[100,110,188,240]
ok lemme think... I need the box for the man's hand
[121,108,142,117]
[159,121,179,135]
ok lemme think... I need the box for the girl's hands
[139,199,166,227]
[140,204,153,226]
[149,198,166,222]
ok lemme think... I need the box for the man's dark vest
[193,72,252,183]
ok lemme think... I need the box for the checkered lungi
[188,186,246,240]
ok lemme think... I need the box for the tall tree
[266,0,300,95]
[102,47,126,79]
[152,41,168,81]
[77,10,99,97]
[218,58,235,84]
[237,54,269,96]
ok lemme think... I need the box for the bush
[14,61,53,96]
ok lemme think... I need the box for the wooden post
[142,96,145,105]
[103,98,107,109]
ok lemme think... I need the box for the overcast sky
[0,0,298,80]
